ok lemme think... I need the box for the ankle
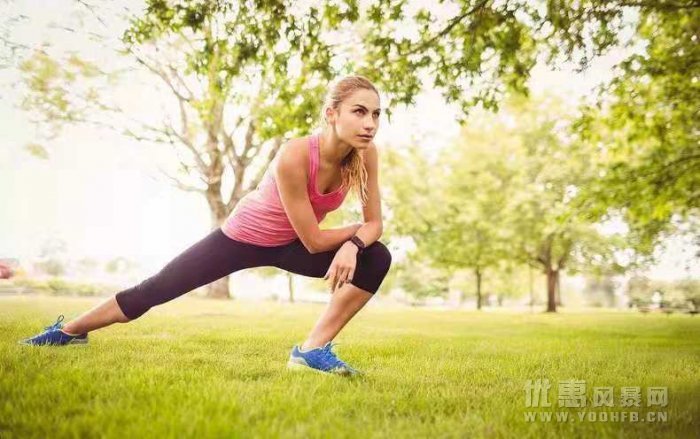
[300,340,322,351]
[61,323,81,336]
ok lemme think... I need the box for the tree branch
[163,117,208,174]
[245,136,282,191]
[129,48,192,103]
[401,0,492,57]
[157,166,206,194]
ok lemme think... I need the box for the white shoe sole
[69,338,88,345]
[17,337,88,346]
[286,359,356,376]
[286,360,327,374]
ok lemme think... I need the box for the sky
[1,0,698,283]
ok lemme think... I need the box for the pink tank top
[221,133,349,246]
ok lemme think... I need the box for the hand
[323,241,359,293]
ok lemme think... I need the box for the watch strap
[349,235,366,254]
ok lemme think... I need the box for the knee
[363,240,392,275]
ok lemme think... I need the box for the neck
[319,128,354,167]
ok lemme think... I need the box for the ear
[324,106,337,124]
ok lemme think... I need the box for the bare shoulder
[275,136,309,179]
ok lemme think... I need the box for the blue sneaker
[18,315,88,346]
[287,341,363,376]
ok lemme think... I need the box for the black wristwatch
[348,235,366,254]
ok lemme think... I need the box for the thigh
[275,239,392,294]
[154,229,282,292]
[274,239,337,279]
[116,229,285,320]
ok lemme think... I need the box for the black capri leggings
[115,228,392,320]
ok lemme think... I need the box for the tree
[385,146,498,309]
[383,109,518,309]
[575,4,700,252]
[582,274,617,307]
[253,266,296,303]
[393,257,451,303]
[385,93,634,312]
[627,275,654,307]
[496,95,631,312]
[34,237,68,277]
[362,0,698,259]
[17,0,360,298]
[361,0,634,114]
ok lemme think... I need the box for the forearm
[314,221,382,253]
[313,223,362,253]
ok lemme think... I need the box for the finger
[347,268,355,284]
[335,268,347,290]
[334,267,349,291]
[339,267,352,290]
[334,268,346,291]
[328,269,338,290]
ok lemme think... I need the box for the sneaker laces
[44,314,65,331]
[321,342,348,369]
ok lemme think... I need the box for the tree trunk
[475,268,482,310]
[546,267,557,312]
[528,264,535,313]
[208,276,230,299]
[554,271,562,307]
[206,212,231,299]
[287,272,294,303]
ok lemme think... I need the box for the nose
[363,116,376,133]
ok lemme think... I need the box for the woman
[20,75,392,377]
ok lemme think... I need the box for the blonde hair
[320,75,379,207]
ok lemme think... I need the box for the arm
[313,223,363,253]
[314,143,384,253]
[275,143,327,254]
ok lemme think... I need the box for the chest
[315,161,343,195]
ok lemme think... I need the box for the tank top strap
[308,134,320,192]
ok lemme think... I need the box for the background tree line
[5,0,697,310]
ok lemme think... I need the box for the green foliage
[104,257,138,275]
[393,259,451,300]
[23,143,49,160]
[10,277,112,296]
[120,0,354,138]
[360,0,644,118]
[582,275,617,307]
[574,6,700,251]
[19,50,110,136]
[627,275,700,309]
[364,1,698,255]
[33,259,66,277]
[384,94,635,308]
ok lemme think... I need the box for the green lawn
[1,295,698,438]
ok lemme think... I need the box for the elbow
[304,238,320,254]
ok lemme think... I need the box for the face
[326,88,381,148]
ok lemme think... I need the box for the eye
[354,109,365,115]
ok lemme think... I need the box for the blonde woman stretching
[20,75,392,377]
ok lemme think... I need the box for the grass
[1,295,698,438]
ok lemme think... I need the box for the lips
[358,135,373,140]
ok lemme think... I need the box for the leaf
[24,143,50,160]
